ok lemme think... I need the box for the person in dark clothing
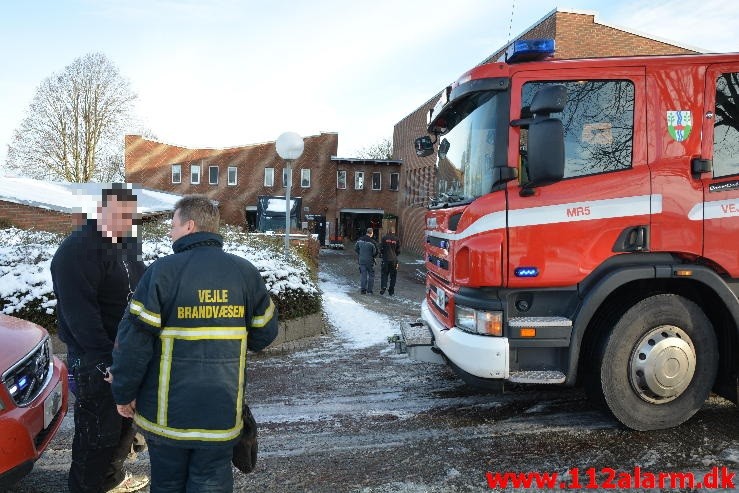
[50,185,149,493]
[111,195,278,493]
[379,227,401,296]
[354,227,378,294]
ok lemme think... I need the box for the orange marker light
[520,328,536,338]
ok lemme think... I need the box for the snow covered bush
[0,222,320,331]
[0,228,61,329]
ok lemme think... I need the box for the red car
[0,314,68,488]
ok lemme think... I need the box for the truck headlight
[455,305,503,336]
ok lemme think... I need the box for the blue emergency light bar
[505,38,555,64]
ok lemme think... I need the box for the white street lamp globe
[275,132,304,160]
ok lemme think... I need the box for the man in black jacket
[111,195,278,493]
[379,227,401,296]
[51,185,149,493]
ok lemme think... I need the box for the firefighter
[379,226,401,296]
[110,195,277,493]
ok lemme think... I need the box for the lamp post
[275,131,304,257]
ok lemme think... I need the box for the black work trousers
[380,261,398,294]
[68,357,136,493]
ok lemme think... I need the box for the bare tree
[5,52,136,182]
[355,138,393,160]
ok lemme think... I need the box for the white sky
[1,0,738,170]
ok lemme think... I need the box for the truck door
[507,68,650,288]
[701,64,739,278]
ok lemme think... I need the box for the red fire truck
[401,39,739,430]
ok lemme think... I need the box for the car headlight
[454,305,503,336]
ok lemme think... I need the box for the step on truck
[399,39,739,430]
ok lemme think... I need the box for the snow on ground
[320,275,396,349]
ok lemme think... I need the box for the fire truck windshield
[435,91,502,201]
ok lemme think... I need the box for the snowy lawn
[0,222,320,329]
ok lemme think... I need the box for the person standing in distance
[50,185,149,493]
[355,227,378,294]
[110,195,278,493]
[379,226,401,296]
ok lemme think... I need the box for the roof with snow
[0,177,182,218]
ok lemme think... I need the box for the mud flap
[393,319,445,364]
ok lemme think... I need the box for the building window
[264,167,274,187]
[209,166,219,185]
[337,170,347,189]
[191,164,201,185]
[301,169,311,188]
[282,169,292,187]
[372,172,381,190]
[355,171,364,190]
[228,166,237,186]
[171,164,181,184]
[390,172,399,191]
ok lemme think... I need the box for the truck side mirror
[530,85,567,115]
[438,138,450,160]
[414,136,435,157]
[527,118,565,186]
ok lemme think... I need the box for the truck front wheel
[592,294,718,430]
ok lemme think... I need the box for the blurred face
[170,208,194,243]
[98,196,136,241]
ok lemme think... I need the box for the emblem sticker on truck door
[667,111,692,142]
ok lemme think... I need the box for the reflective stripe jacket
[111,232,278,448]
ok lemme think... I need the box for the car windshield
[435,91,502,201]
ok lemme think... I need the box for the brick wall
[0,200,76,233]
[553,12,695,59]
[334,162,401,210]
[394,9,698,254]
[126,133,340,227]
[126,135,403,234]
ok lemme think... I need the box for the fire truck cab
[403,39,739,431]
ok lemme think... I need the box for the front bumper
[421,300,509,379]
[0,356,68,480]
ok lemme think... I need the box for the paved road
[8,248,739,492]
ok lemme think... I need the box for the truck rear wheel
[591,294,718,430]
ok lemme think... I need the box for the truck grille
[2,337,52,407]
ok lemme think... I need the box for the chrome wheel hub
[629,325,696,404]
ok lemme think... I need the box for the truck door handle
[613,226,649,252]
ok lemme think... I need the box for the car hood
[0,314,47,374]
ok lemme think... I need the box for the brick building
[125,133,402,244]
[393,8,699,254]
